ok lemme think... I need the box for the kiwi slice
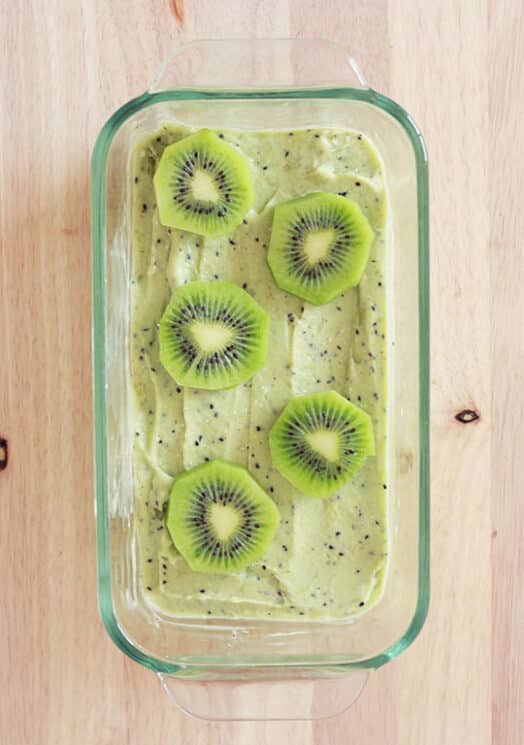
[153,129,254,237]
[269,391,375,498]
[159,280,269,390]
[166,459,280,573]
[267,192,374,305]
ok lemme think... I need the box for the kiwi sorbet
[130,124,388,620]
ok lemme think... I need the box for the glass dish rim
[91,86,430,675]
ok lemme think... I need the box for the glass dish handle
[157,669,370,721]
[149,38,369,93]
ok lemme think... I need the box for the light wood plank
[489,1,524,742]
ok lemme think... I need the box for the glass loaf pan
[91,38,429,721]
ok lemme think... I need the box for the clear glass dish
[91,38,429,721]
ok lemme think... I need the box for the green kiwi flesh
[269,390,375,498]
[267,192,374,305]
[153,129,254,237]
[165,459,280,573]
[158,280,269,390]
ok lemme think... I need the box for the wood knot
[455,409,480,424]
[0,437,8,471]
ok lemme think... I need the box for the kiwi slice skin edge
[153,129,254,238]
[269,390,375,498]
[165,459,280,574]
[267,192,374,305]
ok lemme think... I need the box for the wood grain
[0,0,522,742]
[489,1,524,741]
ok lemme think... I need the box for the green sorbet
[130,124,388,620]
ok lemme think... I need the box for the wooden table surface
[1,1,523,742]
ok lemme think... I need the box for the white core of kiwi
[189,320,234,354]
[303,229,336,265]
[209,503,241,541]
[190,321,235,354]
[305,430,341,462]
[190,170,220,203]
